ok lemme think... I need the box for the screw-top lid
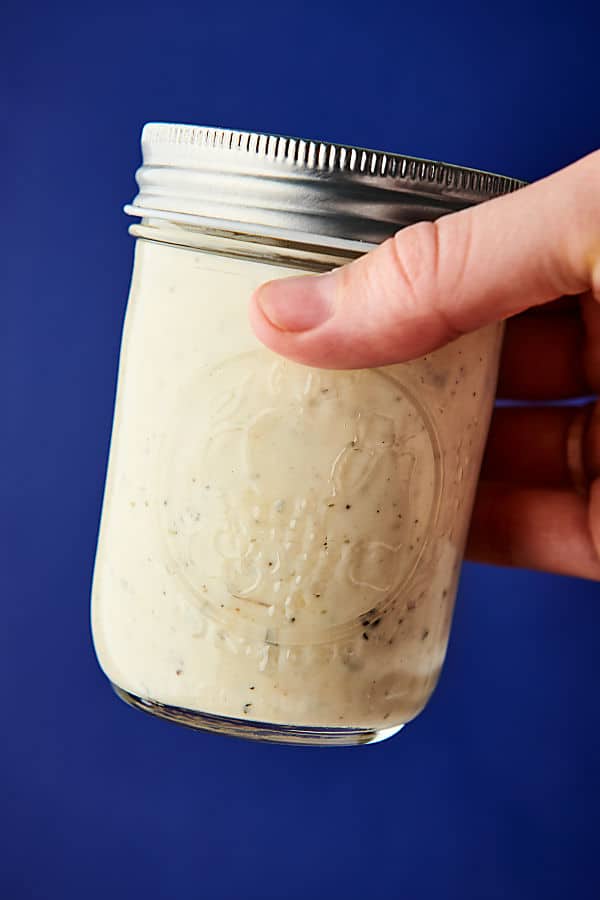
[126,122,525,247]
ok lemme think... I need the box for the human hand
[249,151,600,581]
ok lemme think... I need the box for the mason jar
[91,123,523,746]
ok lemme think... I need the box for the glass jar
[92,123,523,746]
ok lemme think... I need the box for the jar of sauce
[92,123,522,745]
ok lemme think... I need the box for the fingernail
[254,272,336,332]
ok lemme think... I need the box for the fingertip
[248,282,315,366]
[251,273,335,334]
[249,273,349,368]
[248,284,279,345]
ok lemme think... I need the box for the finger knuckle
[389,221,441,309]
[389,218,469,340]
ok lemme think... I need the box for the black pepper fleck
[362,632,369,641]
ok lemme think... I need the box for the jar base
[111,683,404,747]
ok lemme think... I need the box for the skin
[249,150,600,581]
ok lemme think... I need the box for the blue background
[2,1,600,897]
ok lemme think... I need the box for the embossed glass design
[92,125,514,746]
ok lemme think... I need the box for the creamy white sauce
[92,238,502,730]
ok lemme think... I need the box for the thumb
[249,151,600,369]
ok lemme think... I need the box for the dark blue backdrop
[2,2,599,898]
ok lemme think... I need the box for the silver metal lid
[126,122,525,247]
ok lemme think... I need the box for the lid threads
[128,123,526,245]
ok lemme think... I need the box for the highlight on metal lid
[126,122,525,246]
